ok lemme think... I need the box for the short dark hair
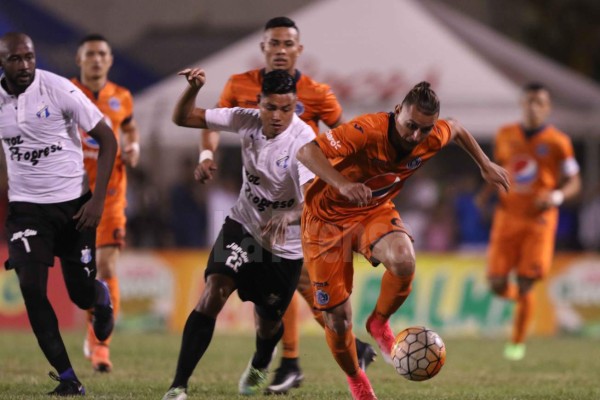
[264,17,299,33]
[261,70,296,96]
[78,33,109,47]
[401,81,440,116]
[523,81,549,93]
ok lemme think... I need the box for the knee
[323,310,351,335]
[194,276,234,317]
[382,249,415,277]
[489,278,507,295]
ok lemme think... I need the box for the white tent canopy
[135,0,600,149]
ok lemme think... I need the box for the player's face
[77,40,113,80]
[0,36,36,94]
[520,89,551,129]
[261,27,303,75]
[393,104,437,151]
[258,93,297,138]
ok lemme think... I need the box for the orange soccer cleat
[91,343,112,373]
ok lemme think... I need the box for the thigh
[302,210,353,311]
[355,207,412,266]
[487,212,522,279]
[5,202,57,269]
[253,257,302,322]
[518,223,557,279]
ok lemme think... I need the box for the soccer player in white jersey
[0,32,117,396]
[162,68,315,400]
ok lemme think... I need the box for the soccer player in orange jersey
[72,34,141,373]
[297,82,510,399]
[195,16,375,394]
[479,82,581,361]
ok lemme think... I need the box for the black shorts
[206,217,302,321]
[5,192,96,272]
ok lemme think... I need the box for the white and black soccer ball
[391,326,446,381]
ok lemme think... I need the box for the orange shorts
[96,206,126,248]
[487,208,558,280]
[301,206,409,311]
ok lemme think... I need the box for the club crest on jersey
[108,97,121,111]
[316,290,329,306]
[276,155,290,169]
[364,173,402,200]
[36,104,50,119]
[535,143,549,157]
[80,247,92,264]
[407,157,422,169]
[295,101,305,116]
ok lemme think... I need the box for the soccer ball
[391,326,446,381]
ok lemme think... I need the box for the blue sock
[94,280,110,307]
[59,367,78,381]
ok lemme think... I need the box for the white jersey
[0,69,103,203]
[206,107,315,259]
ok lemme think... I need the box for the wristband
[550,190,564,206]
[199,149,214,163]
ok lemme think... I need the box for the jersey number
[225,251,244,272]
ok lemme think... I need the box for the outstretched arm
[448,119,510,193]
[172,68,208,128]
[297,141,371,205]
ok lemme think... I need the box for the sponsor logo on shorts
[316,289,330,306]
[80,246,92,264]
[225,242,249,272]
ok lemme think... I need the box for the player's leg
[165,217,242,398]
[302,211,377,399]
[294,266,376,371]
[487,210,520,300]
[15,263,85,395]
[240,250,301,395]
[83,245,120,371]
[83,213,125,370]
[358,211,414,364]
[506,220,556,360]
[367,231,415,363]
[5,200,85,395]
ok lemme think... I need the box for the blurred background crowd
[1,0,599,252]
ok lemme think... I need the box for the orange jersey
[71,78,132,211]
[493,123,577,217]
[218,68,342,133]
[304,112,452,224]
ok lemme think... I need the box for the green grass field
[0,330,599,399]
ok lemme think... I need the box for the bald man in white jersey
[0,32,117,396]
[162,68,315,400]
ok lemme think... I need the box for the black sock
[252,324,284,370]
[355,337,365,356]
[171,311,216,388]
[279,356,299,370]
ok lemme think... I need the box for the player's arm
[74,120,117,230]
[537,161,582,210]
[262,181,313,247]
[297,141,371,205]
[121,117,140,167]
[448,118,510,193]
[172,68,208,129]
